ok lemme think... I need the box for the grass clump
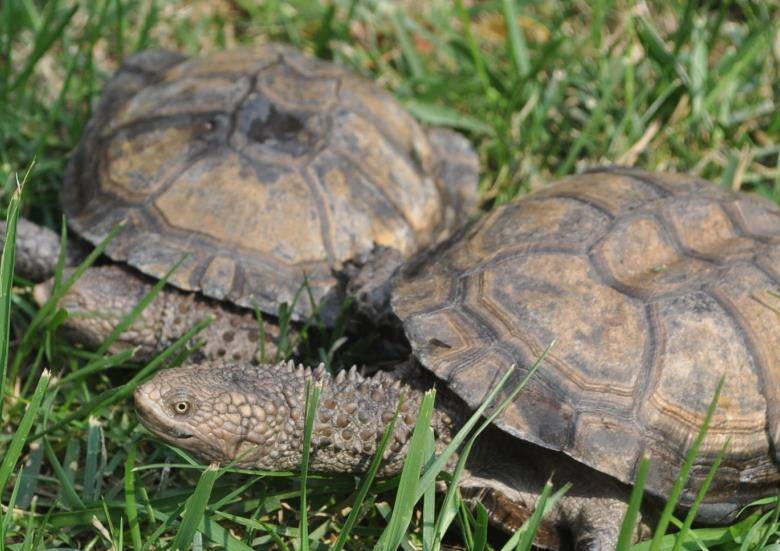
[1,0,779,549]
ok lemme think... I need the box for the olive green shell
[63,45,478,321]
[393,167,780,518]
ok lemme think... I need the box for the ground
[0,0,778,549]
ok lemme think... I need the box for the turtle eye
[173,400,191,415]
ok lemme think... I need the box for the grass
[1,0,779,549]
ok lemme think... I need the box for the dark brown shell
[393,167,780,515]
[63,45,477,321]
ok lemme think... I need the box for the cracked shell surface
[63,44,477,321]
[392,167,780,519]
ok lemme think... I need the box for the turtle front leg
[33,265,283,362]
[569,497,631,550]
[461,432,653,549]
[564,484,653,550]
[461,470,649,550]
[0,218,85,281]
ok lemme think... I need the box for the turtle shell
[393,167,780,518]
[63,45,477,321]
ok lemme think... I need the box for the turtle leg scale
[0,218,68,281]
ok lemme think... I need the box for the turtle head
[33,265,163,357]
[134,363,296,468]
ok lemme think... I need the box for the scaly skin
[0,219,84,282]
[34,265,283,362]
[135,361,454,474]
[135,361,652,549]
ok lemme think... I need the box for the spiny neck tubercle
[268,360,443,475]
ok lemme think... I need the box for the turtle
[4,44,478,361]
[134,167,780,549]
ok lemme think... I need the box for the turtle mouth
[134,389,194,441]
[137,408,194,441]
[165,427,194,439]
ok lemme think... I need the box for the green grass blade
[671,439,730,551]
[431,424,468,550]
[471,502,488,551]
[556,60,623,176]
[0,167,27,424]
[421,427,437,551]
[83,416,104,503]
[704,29,769,112]
[375,389,436,551]
[498,482,570,551]
[435,364,549,549]
[140,499,188,551]
[391,10,424,79]
[257,521,291,551]
[589,0,612,49]
[132,0,159,52]
[11,221,125,377]
[251,299,268,363]
[52,348,136,388]
[649,377,725,550]
[405,100,494,135]
[331,400,401,551]
[431,344,552,549]
[617,454,651,550]
[299,379,322,551]
[10,3,77,91]
[515,478,554,551]
[689,15,708,123]
[454,0,490,91]
[15,440,43,509]
[124,444,143,551]
[501,0,530,78]
[0,463,24,545]
[414,341,553,503]
[0,369,49,498]
[632,15,674,71]
[42,436,84,510]
[171,464,221,551]
[113,0,126,60]
[312,3,336,59]
[57,437,80,506]
[94,254,187,357]
[738,511,774,551]
[671,0,696,55]
[0,0,12,96]
[755,497,780,548]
